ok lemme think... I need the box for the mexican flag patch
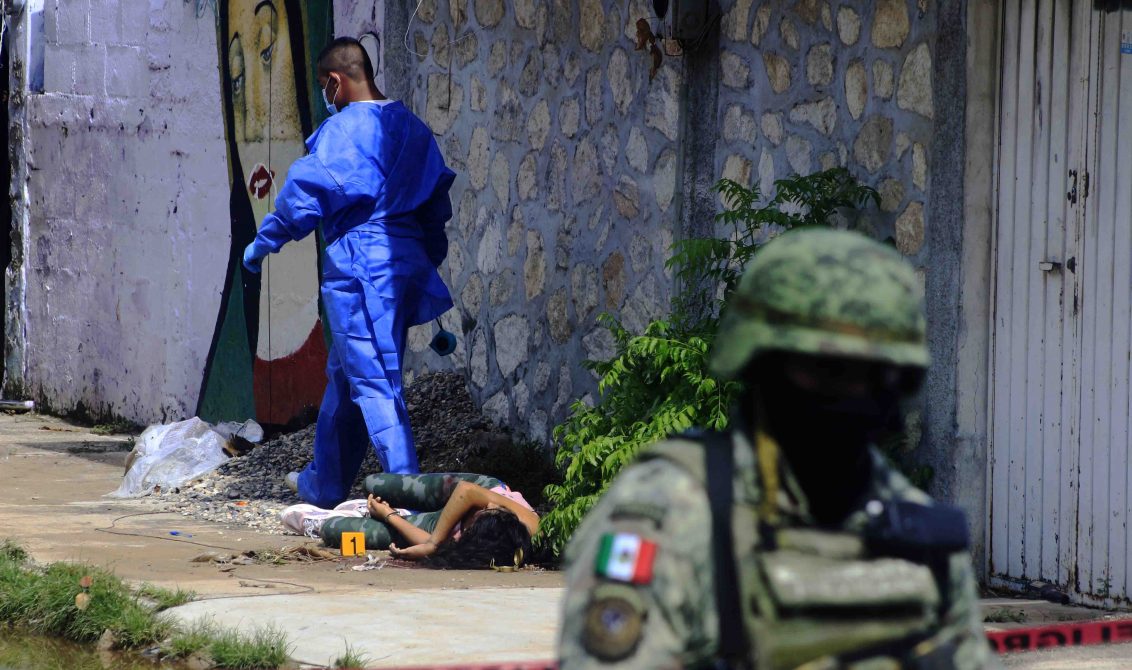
[595,533,657,584]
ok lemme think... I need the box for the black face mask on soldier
[755,354,919,526]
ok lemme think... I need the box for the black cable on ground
[93,509,320,598]
[96,510,249,552]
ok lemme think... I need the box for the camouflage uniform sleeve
[558,458,718,670]
[941,552,1004,669]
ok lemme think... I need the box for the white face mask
[322,76,340,115]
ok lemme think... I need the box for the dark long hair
[424,509,533,570]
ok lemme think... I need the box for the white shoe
[284,471,299,493]
[332,499,370,515]
[280,504,323,537]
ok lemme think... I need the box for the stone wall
[709,0,979,523]
[715,0,935,260]
[392,0,941,443]
[713,1,975,512]
[393,0,681,441]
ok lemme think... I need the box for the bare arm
[426,481,491,544]
[384,512,432,546]
[479,487,541,537]
[366,494,432,547]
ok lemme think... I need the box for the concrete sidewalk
[0,412,562,668]
[168,589,561,668]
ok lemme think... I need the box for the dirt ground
[0,412,562,597]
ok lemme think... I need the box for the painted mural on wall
[197,0,335,426]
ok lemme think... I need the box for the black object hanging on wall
[651,0,720,44]
[1096,0,1132,12]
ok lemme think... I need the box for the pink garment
[490,485,534,511]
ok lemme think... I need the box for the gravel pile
[155,372,510,536]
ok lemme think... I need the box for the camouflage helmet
[710,228,929,379]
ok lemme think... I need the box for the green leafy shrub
[539,169,879,556]
[669,168,881,321]
[538,315,738,556]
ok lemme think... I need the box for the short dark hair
[317,36,374,83]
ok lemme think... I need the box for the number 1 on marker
[341,532,365,556]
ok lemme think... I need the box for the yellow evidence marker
[341,532,366,557]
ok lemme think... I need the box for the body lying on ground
[281,472,539,569]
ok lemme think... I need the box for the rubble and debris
[154,373,548,536]
[350,554,386,571]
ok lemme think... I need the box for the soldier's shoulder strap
[638,430,714,480]
[642,431,749,663]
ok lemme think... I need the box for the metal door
[989,0,1095,598]
[992,0,1132,605]
[1074,7,1132,606]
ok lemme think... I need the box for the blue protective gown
[245,100,455,508]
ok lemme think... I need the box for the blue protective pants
[296,229,448,508]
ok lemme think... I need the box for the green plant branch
[538,169,885,557]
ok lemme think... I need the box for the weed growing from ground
[166,618,215,658]
[207,624,292,669]
[168,618,291,669]
[0,553,171,646]
[983,608,1027,624]
[333,640,371,669]
[0,540,27,563]
[134,582,196,610]
[90,419,139,435]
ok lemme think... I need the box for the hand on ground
[389,541,438,560]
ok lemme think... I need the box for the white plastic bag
[108,417,230,498]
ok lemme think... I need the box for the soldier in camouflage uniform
[559,229,998,669]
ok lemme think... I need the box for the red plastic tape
[337,621,1132,668]
[987,618,1132,653]
[354,664,558,670]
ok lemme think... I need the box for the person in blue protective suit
[241,37,455,508]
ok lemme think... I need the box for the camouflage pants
[319,473,503,550]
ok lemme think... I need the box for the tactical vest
[641,432,970,670]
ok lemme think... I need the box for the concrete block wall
[20,0,229,422]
